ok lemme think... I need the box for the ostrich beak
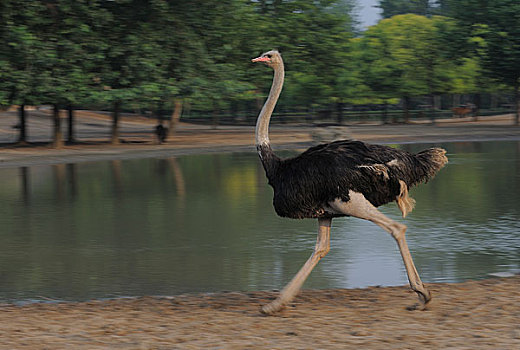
[252,56,270,63]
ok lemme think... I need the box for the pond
[0,141,519,303]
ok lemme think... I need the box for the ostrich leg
[329,192,431,306]
[261,217,332,315]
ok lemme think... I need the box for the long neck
[255,63,284,147]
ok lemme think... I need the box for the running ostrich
[251,50,448,315]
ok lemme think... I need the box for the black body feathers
[258,140,447,219]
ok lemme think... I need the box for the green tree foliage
[249,0,355,116]
[377,0,448,18]
[0,1,48,142]
[176,0,259,116]
[357,14,460,121]
[37,0,108,147]
[0,0,108,144]
[96,0,168,143]
[448,0,520,124]
[378,0,429,17]
[1,0,518,143]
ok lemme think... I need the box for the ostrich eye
[266,54,272,58]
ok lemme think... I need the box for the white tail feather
[397,180,415,218]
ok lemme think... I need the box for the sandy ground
[1,112,520,349]
[1,277,519,349]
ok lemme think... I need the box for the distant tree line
[0,0,519,147]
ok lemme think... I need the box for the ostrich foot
[417,287,432,305]
[260,299,286,315]
[413,281,432,305]
[407,287,432,311]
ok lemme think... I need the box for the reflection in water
[168,158,186,199]
[66,163,77,200]
[53,164,66,201]
[20,167,30,205]
[111,159,123,197]
[0,141,519,302]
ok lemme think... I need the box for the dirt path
[1,276,519,349]
[0,113,519,168]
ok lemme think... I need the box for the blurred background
[1,1,519,303]
[1,142,519,302]
[1,0,519,147]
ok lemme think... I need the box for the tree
[0,0,107,147]
[359,14,459,122]
[176,0,259,126]
[0,0,49,143]
[377,0,448,18]
[96,0,172,144]
[355,27,403,122]
[36,0,107,147]
[250,0,355,115]
[449,0,520,124]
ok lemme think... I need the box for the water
[0,141,519,303]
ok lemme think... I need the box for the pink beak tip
[252,56,269,63]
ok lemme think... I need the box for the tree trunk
[336,102,344,125]
[453,94,461,109]
[212,101,219,129]
[382,101,388,124]
[67,104,75,143]
[401,96,410,123]
[490,93,497,109]
[473,93,481,121]
[514,84,520,126]
[430,94,437,125]
[230,101,238,122]
[168,98,183,137]
[111,101,121,145]
[52,104,64,149]
[18,104,27,144]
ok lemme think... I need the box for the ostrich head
[252,50,282,68]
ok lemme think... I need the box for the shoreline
[1,276,519,349]
[1,272,517,307]
[0,114,519,168]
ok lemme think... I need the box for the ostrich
[251,50,448,315]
